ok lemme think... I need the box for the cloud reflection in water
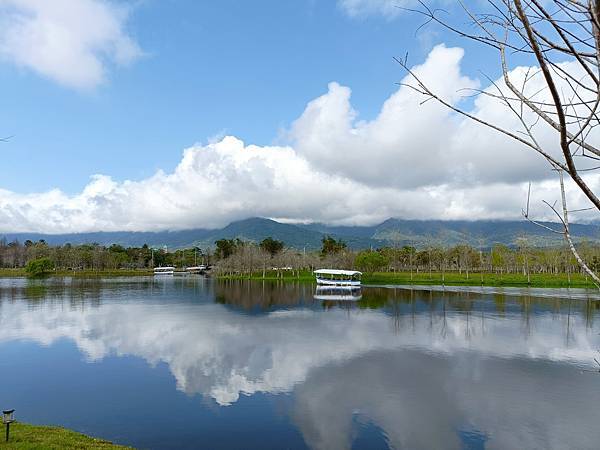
[0,278,599,449]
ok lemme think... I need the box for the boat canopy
[314,269,362,276]
[154,266,175,271]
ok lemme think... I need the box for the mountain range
[2,217,599,250]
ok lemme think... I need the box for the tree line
[2,235,600,279]
[0,239,209,271]
[214,236,600,281]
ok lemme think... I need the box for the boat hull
[316,279,361,287]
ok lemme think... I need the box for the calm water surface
[0,277,599,450]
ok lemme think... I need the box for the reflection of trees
[0,277,219,309]
[350,286,598,341]
[215,280,316,310]
[4,278,596,336]
[583,300,598,329]
[516,296,532,337]
[0,278,106,307]
[356,290,391,309]
[493,294,506,315]
[361,287,596,325]
[215,282,597,341]
[321,300,355,312]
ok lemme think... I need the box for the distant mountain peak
[1,217,598,250]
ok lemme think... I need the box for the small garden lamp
[3,409,14,442]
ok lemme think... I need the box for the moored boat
[154,266,175,276]
[314,269,362,286]
[186,265,207,274]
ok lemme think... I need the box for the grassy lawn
[0,422,131,449]
[363,271,596,288]
[0,267,595,288]
[218,270,599,288]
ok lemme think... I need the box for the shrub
[25,257,55,277]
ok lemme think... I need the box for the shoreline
[0,269,153,278]
[0,422,131,449]
[0,268,597,289]
[216,270,600,289]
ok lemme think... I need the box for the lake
[0,276,599,449]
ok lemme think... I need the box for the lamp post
[3,409,14,442]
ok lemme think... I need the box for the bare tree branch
[400,0,600,286]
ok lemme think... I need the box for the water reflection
[313,286,362,301]
[0,277,599,449]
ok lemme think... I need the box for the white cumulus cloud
[0,44,597,232]
[290,45,483,188]
[0,0,141,89]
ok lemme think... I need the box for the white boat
[154,266,175,276]
[173,270,190,276]
[314,269,362,286]
[186,265,207,274]
[314,286,362,301]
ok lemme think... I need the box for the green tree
[354,250,389,273]
[491,244,510,274]
[321,236,346,256]
[260,237,284,257]
[25,257,55,277]
[215,239,238,259]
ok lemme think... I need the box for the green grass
[0,267,595,288]
[363,271,596,288]
[0,269,153,278]
[0,422,131,449]
[218,270,314,282]
[217,270,599,288]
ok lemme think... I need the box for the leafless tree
[399,0,600,286]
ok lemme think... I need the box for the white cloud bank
[0,0,141,89]
[0,44,597,232]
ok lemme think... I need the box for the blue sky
[0,0,584,232]
[0,0,483,193]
